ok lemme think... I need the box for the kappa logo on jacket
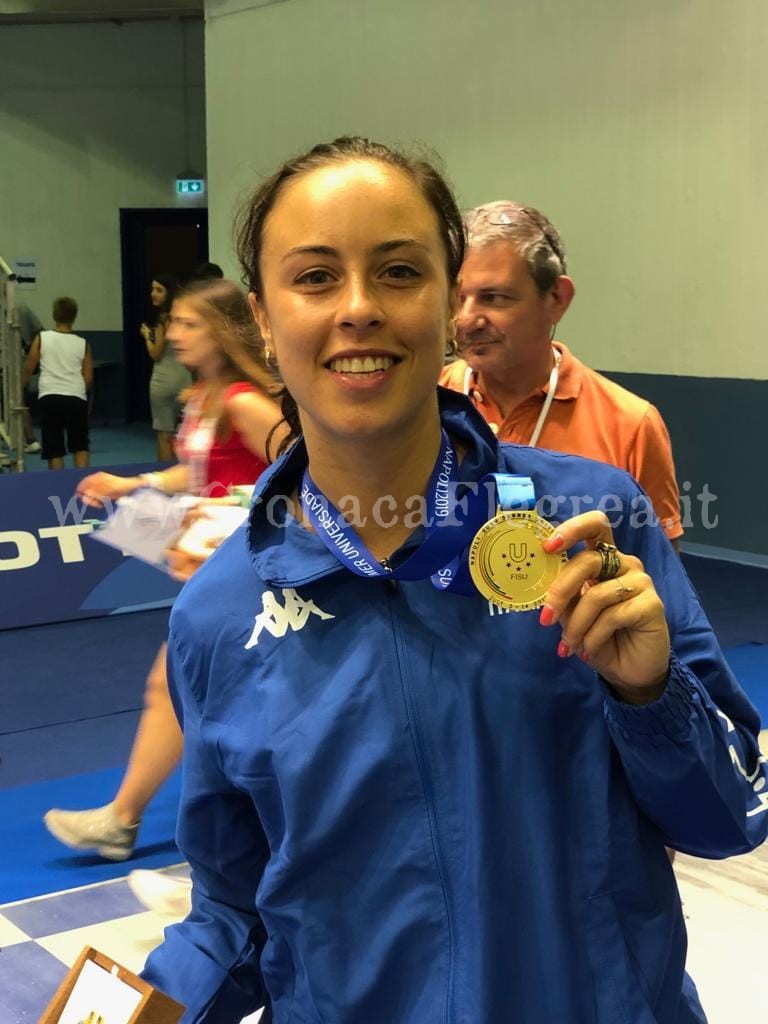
[245,588,334,648]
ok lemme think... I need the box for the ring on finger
[595,540,621,582]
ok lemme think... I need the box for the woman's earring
[264,346,277,366]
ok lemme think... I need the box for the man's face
[457,241,565,377]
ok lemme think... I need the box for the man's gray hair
[464,201,567,295]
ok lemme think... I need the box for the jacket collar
[247,388,499,587]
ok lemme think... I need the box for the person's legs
[22,408,39,447]
[39,395,66,470]
[66,397,90,470]
[112,643,183,826]
[23,380,41,451]
[156,429,175,461]
[149,374,176,462]
[44,643,184,861]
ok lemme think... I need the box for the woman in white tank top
[22,295,93,469]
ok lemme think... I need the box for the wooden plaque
[38,945,185,1024]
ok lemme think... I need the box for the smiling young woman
[140,138,767,1024]
[249,157,458,557]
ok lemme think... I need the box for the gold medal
[468,509,567,611]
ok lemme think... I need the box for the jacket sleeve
[604,489,767,857]
[141,630,270,1023]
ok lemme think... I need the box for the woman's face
[166,299,220,375]
[251,160,455,450]
[150,280,168,307]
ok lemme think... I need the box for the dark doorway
[120,208,209,423]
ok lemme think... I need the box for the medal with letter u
[469,507,567,611]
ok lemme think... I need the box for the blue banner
[0,464,181,631]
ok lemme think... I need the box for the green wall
[205,0,768,377]
[203,0,768,554]
[0,20,206,330]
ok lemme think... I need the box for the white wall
[204,0,768,380]
[0,19,206,330]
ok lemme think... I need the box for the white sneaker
[128,869,192,918]
[44,802,139,861]
[24,440,41,454]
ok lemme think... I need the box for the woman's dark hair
[235,136,465,455]
[151,273,178,321]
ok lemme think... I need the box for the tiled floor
[3,734,766,1023]
[0,866,262,1023]
[3,857,767,1024]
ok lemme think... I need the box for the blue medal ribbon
[300,431,536,593]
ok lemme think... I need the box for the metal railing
[0,257,26,472]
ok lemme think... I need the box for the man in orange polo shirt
[440,201,682,545]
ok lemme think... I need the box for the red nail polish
[544,533,564,552]
[557,641,570,658]
[539,604,555,626]
[579,650,590,663]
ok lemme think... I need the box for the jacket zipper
[386,583,456,1023]
[380,557,398,593]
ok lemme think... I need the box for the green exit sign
[176,178,205,195]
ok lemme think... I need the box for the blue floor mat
[0,765,182,904]
[0,607,169,790]
[0,608,169,736]
[1,711,142,789]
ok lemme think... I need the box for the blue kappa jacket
[143,390,767,1023]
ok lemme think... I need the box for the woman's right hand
[76,472,140,508]
[140,323,153,343]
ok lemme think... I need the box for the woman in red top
[44,279,285,861]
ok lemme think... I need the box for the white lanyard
[528,346,561,447]
[463,345,561,447]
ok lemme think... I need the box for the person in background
[23,296,91,470]
[136,136,765,1023]
[44,279,284,870]
[185,261,224,284]
[17,302,43,453]
[142,274,192,461]
[440,201,683,547]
